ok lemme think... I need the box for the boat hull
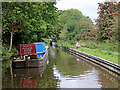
[12,52,48,68]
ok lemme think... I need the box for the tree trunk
[9,31,13,51]
[10,64,13,88]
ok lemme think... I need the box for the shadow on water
[2,46,119,88]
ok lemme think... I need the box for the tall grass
[79,40,118,53]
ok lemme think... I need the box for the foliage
[58,9,94,41]
[2,44,19,60]
[2,2,58,44]
[58,9,83,25]
[79,40,118,52]
[95,1,119,41]
[2,45,13,60]
[56,1,119,64]
[76,20,95,40]
[42,38,51,45]
[2,2,59,58]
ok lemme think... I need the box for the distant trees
[95,0,119,41]
[58,9,94,41]
[57,1,119,42]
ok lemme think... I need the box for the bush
[2,46,12,60]
[2,44,19,60]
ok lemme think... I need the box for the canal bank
[2,47,119,88]
[55,45,120,77]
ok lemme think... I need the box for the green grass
[56,40,119,64]
[77,47,118,64]
[79,40,118,53]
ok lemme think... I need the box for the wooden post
[25,56,29,67]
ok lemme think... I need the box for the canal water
[2,47,118,88]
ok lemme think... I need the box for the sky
[55,0,118,24]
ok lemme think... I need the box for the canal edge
[55,45,120,76]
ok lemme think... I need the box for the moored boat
[12,42,48,68]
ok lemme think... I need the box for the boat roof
[20,42,46,45]
[33,42,46,44]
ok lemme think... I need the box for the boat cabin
[12,42,48,68]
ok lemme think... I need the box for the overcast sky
[55,0,118,23]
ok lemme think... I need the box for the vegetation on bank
[56,40,118,64]
[2,2,59,61]
[57,9,94,41]
[2,44,19,60]
[54,0,119,64]
[2,0,119,65]
[2,2,94,60]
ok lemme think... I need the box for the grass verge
[56,40,118,64]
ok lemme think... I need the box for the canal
[2,47,118,88]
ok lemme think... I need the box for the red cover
[20,44,35,55]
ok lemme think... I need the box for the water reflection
[51,47,118,88]
[2,47,118,88]
[76,58,79,63]
[53,65,102,88]
[12,63,47,88]
[20,78,36,88]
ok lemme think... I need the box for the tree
[58,9,94,41]
[2,2,59,52]
[95,1,119,41]
[2,2,24,51]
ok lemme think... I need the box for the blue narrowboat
[12,42,48,68]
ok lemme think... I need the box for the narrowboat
[12,42,48,68]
